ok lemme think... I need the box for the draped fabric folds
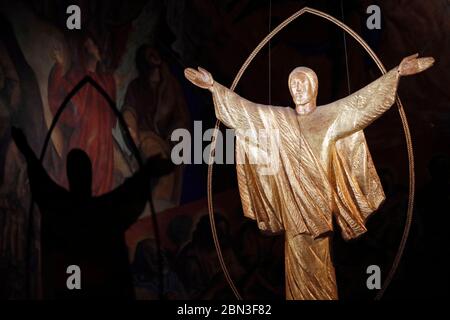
[210,68,400,299]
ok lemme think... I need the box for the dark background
[0,0,449,300]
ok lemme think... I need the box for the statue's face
[289,72,315,106]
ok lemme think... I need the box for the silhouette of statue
[11,126,174,299]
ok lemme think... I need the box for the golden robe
[210,67,400,300]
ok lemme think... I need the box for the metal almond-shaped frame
[206,6,415,301]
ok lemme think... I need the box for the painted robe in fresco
[48,64,116,195]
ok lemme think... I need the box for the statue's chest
[295,115,333,175]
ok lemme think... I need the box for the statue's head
[288,67,318,114]
[67,149,92,199]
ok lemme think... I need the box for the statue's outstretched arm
[331,54,434,140]
[185,67,282,131]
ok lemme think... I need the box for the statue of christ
[184,53,434,299]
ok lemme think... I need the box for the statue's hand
[399,53,434,76]
[184,67,213,90]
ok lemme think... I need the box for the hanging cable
[340,0,352,94]
[269,0,272,105]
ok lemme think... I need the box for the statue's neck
[295,101,316,115]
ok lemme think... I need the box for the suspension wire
[340,0,352,94]
[269,0,272,105]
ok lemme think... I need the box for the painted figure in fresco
[12,127,173,299]
[123,45,190,211]
[175,214,244,299]
[0,18,57,297]
[132,238,186,300]
[48,35,118,196]
[185,54,434,299]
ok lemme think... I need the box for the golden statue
[184,53,434,300]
